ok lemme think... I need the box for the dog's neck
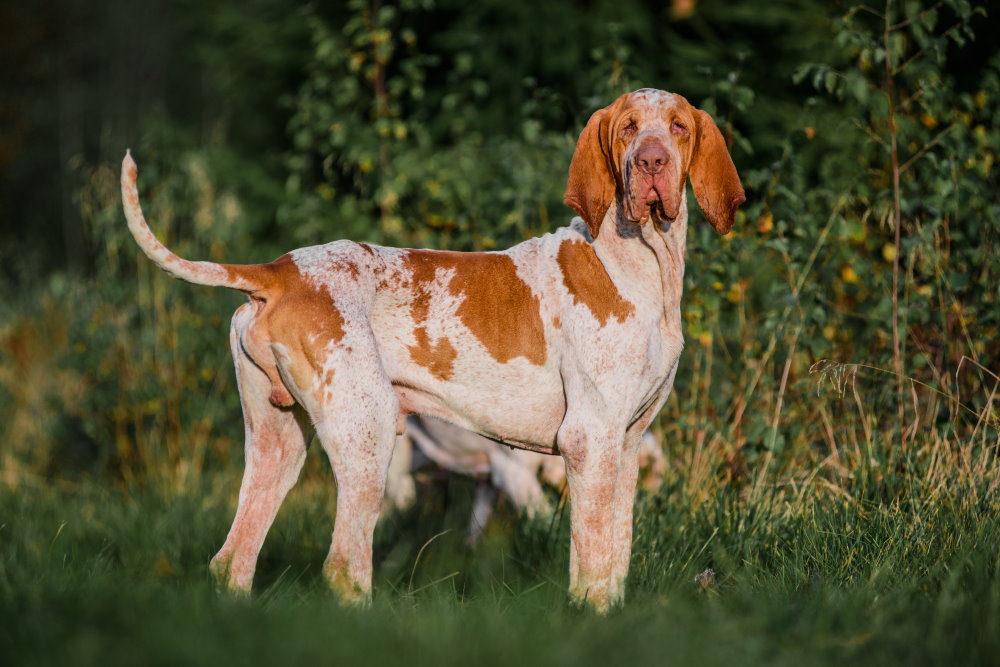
[592,195,688,332]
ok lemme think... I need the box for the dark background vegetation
[1,1,998,665]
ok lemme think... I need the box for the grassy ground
[2,433,998,667]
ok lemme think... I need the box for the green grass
[2,447,998,667]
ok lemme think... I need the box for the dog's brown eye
[671,121,688,135]
[621,121,637,138]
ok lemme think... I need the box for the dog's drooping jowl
[120,88,744,612]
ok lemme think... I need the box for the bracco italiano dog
[120,88,744,612]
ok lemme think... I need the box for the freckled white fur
[630,88,677,108]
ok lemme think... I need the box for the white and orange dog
[121,88,744,611]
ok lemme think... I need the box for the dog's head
[564,88,745,239]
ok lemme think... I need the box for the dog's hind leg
[305,323,397,605]
[210,304,310,594]
[467,481,498,547]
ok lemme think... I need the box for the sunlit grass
[2,401,998,667]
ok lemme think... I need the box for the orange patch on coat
[403,250,547,366]
[401,257,458,378]
[407,326,458,380]
[556,240,635,326]
[239,255,349,406]
[266,255,347,345]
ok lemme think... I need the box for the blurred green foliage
[0,0,997,495]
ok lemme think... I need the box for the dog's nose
[635,146,668,175]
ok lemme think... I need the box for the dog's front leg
[606,426,644,603]
[558,420,625,613]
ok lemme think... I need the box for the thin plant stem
[883,0,906,453]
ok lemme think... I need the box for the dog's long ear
[564,106,617,239]
[690,109,745,234]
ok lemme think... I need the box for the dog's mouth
[623,154,680,224]
[647,198,670,223]
[632,189,675,225]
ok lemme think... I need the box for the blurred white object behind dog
[386,416,666,544]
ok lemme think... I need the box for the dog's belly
[378,333,566,452]
[390,369,566,453]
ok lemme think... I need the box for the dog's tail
[121,151,269,295]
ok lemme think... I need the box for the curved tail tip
[122,150,137,178]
